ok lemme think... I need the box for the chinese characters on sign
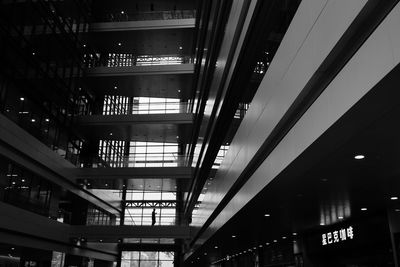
[322,226,354,246]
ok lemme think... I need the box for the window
[124,189,177,226]
[121,251,174,267]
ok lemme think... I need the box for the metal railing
[94,10,196,22]
[102,102,190,115]
[79,154,188,168]
[84,53,194,68]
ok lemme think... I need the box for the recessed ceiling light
[99,239,103,242]
[292,232,297,236]
[354,155,365,160]
[109,132,113,136]
[178,89,181,92]
[282,236,287,239]
[273,240,277,243]
[45,118,50,122]
[20,97,25,101]
[21,179,25,182]
[338,216,344,219]
[83,44,86,48]
[32,52,35,55]
[11,248,15,250]
[121,11,125,14]
[259,245,262,248]
[204,253,207,255]
[118,42,122,46]
[31,119,36,122]
[264,213,270,217]
[320,223,325,226]
[105,183,108,187]
[214,246,218,249]
[179,46,183,50]
[391,196,398,200]
[361,208,367,211]
[232,235,236,238]
[114,86,118,89]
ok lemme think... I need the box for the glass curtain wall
[121,251,174,267]
[124,190,176,226]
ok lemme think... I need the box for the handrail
[93,10,196,23]
[84,53,194,68]
[79,154,188,168]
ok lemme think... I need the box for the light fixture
[320,223,325,226]
[31,119,36,122]
[178,89,181,92]
[361,207,367,211]
[114,86,118,89]
[121,10,125,14]
[338,216,344,219]
[105,183,108,187]
[391,196,398,200]
[293,232,297,236]
[20,97,25,101]
[214,246,218,249]
[21,179,25,182]
[99,239,103,242]
[109,132,113,136]
[87,183,91,186]
[179,46,183,50]
[264,213,270,217]
[273,240,277,243]
[11,248,15,250]
[232,235,236,238]
[118,42,122,46]
[354,154,365,160]
[32,52,35,55]
[395,209,400,212]
[83,44,86,48]
[45,118,50,122]
[282,236,287,239]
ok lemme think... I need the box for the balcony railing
[79,154,188,168]
[84,53,194,68]
[93,10,196,23]
[102,102,189,115]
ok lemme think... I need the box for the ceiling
[84,74,193,100]
[185,64,400,265]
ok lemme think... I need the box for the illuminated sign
[322,226,354,246]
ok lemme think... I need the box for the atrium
[1,0,400,266]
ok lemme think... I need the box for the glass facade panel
[121,252,174,267]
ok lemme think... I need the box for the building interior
[1,0,400,266]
